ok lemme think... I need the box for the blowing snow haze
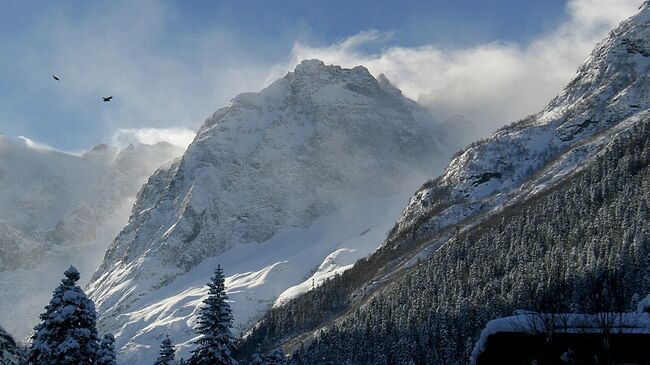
[1,1,649,365]
[0,137,184,339]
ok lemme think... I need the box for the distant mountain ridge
[0,137,183,339]
[0,137,183,270]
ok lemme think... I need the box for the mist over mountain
[0,137,183,339]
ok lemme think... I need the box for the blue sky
[0,0,640,151]
[168,1,567,48]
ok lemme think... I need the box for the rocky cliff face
[86,60,460,363]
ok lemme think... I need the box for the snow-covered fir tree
[96,333,117,365]
[188,265,238,365]
[249,352,265,365]
[28,266,99,365]
[249,345,265,365]
[154,335,176,365]
[264,349,287,365]
[249,347,287,365]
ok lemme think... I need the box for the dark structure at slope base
[473,313,650,365]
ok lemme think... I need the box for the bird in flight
[102,96,113,102]
[52,75,60,81]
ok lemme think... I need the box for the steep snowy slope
[239,3,650,359]
[397,3,650,242]
[0,138,183,339]
[87,60,458,363]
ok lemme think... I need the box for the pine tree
[250,344,266,365]
[189,265,238,365]
[154,335,176,365]
[28,266,99,365]
[249,347,286,365]
[265,348,287,365]
[96,333,117,365]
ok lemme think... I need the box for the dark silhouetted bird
[102,96,113,102]
[52,75,60,81]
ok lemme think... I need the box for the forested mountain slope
[239,4,650,363]
[288,115,650,364]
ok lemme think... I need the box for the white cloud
[274,0,642,136]
[17,136,58,151]
[111,127,196,149]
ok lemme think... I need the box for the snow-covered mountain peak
[198,59,408,141]
[86,61,459,363]
[293,58,327,73]
[281,59,392,104]
[96,60,447,277]
[376,73,402,96]
[289,58,371,82]
[544,5,650,117]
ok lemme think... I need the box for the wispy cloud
[274,0,642,136]
[111,127,196,149]
[16,136,63,153]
